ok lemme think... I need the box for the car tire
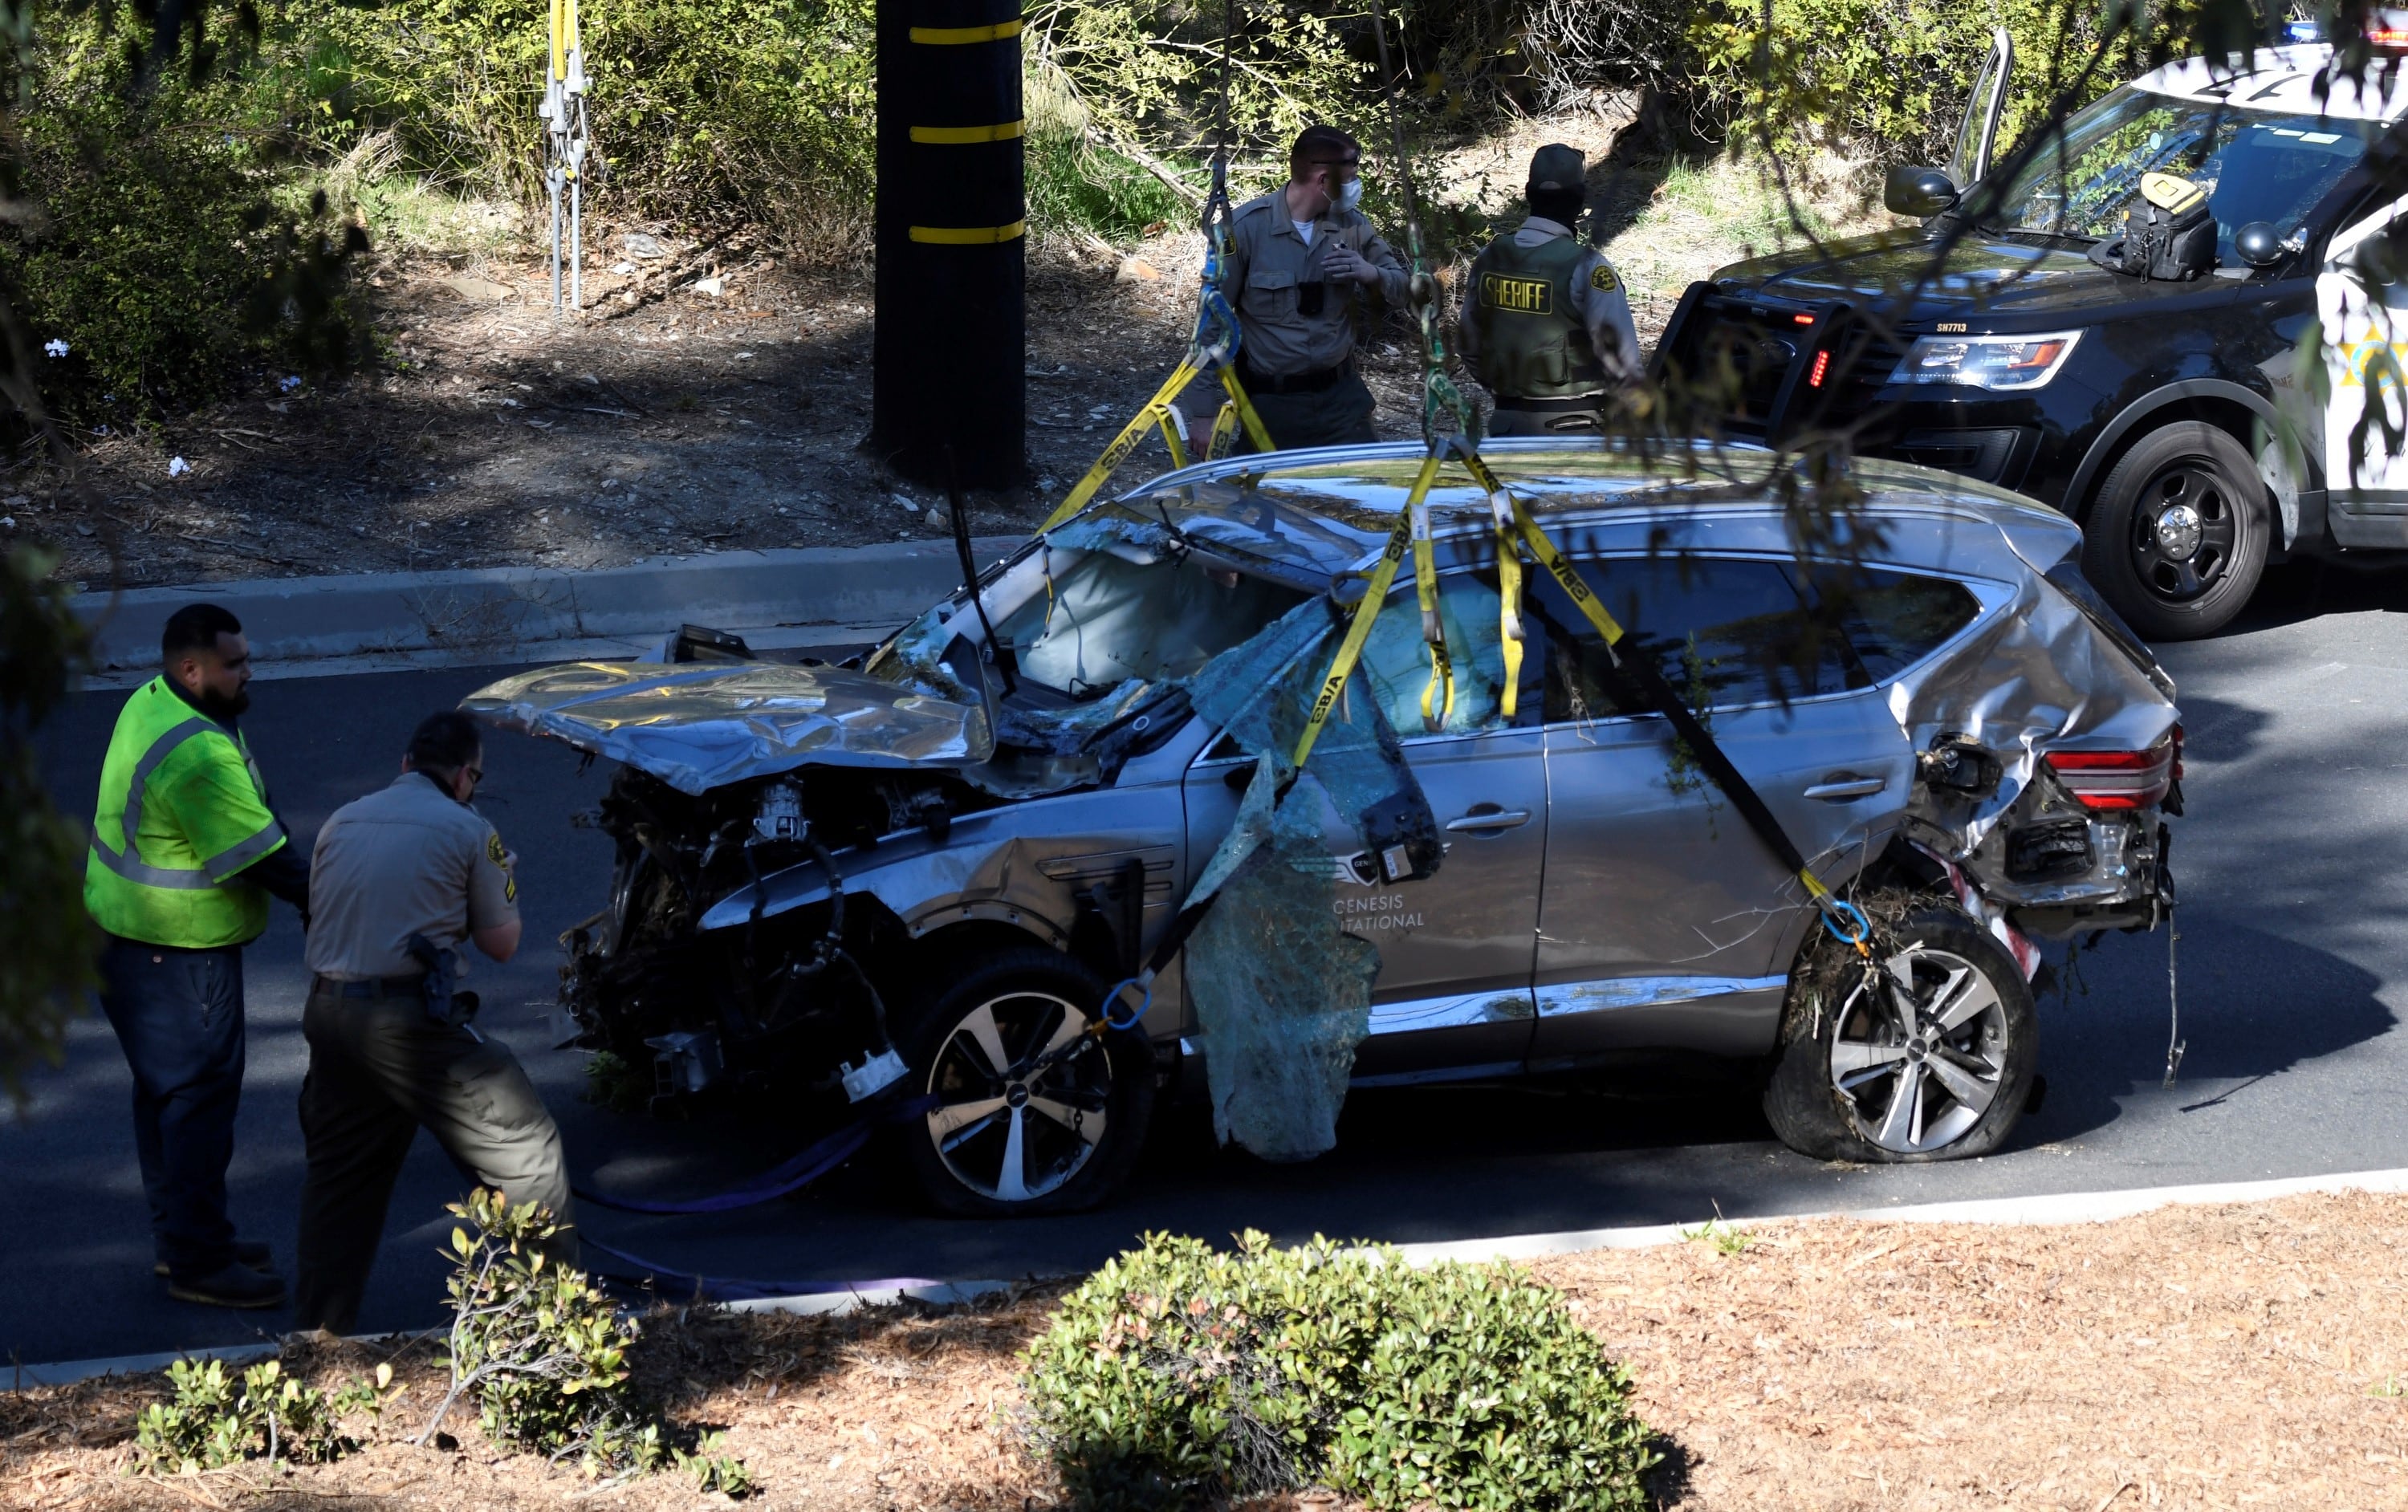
[893,946,1153,1217]
[2082,420,2268,640]
[1763,908,2038,1164]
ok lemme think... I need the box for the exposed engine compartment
[559,761,1003,1102]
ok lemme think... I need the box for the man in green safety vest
[84,604,310,1309]
[1457,144,1640,437]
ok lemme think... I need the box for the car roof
[2135,43,2408,121]
[1107,437,2081,583]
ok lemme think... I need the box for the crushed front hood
[463,660,995,795]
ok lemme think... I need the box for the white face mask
[1334,177,1363,214]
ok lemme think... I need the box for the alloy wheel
[2127,461,2238,604]
[1828,945,2011,1155]
[922,990,1112,1203]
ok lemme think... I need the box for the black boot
[167,1262,287,1310]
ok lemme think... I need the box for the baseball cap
[1528,144,1584,193]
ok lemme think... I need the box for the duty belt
[316,973,427,1000]
[1243,361,1349,395]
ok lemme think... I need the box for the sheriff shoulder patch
[1588,263,1620,292]
[486,829,517,900]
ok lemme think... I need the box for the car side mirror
[2233,221,2285,269]
[1885,166,1959,218]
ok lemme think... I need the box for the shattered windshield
[995,539,1308,701]
[1982,87,2373,256]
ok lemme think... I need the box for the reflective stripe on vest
[92,717,220,888]
[1467,234,1607,402]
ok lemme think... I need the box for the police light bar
[2367,8,2408,49]
[2284,18,2320,43]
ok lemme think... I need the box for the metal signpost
[541,0,590,311]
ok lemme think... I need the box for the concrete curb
[70,538,1023,683]
[1386,1164,2408,1267]
[20,1167,2406,1388]
[6,1281,1015,1389]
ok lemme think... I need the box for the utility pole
[870,0,1026,490]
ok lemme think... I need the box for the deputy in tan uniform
[291,709,574,1335]
[1458,144,1641,436]
[1218,124,1409,450]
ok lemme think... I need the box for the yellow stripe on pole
[909,120,1026,144]
[908,221,1027,245]
[550,0,566,80]
[909,19,1023,42]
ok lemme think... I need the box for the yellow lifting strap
[551,0,577,85]
[1039,361,1276,533]
[1291,452,1443,769]
[1291,438,1860,949]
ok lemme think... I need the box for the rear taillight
[2043,733,2176,811]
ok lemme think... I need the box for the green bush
[426,1187,750,1487]
[1685,0,2243,168]
[1021,1230,1657,1512]
[289,0,875,239]
[1026,131,1186,246]
[0,13,370,426]
[131,1356,388,1473]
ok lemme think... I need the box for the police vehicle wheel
[895,947,1153,1217]
[1762,909,2037,1164]
[2083,421,2268,640]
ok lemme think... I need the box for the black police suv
[1655,26,2408,639]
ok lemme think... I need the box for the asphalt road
[9,562,2408,1365]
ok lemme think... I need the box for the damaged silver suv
[466,440,2181,1214]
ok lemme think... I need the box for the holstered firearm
[403,932,482,1029]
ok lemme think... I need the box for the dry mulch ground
[6,1190,2404,1510]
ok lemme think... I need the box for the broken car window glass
[1534,555,1852,723]
[1355,570,1546,735]
[992,542,1307,701]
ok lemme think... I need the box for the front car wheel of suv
[893,946,1155,1216]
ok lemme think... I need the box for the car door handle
[1804,776,1888,801]
[1445,807,1532,832]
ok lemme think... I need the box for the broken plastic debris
[736,351,756,360]
[612,260,636,274]
[840,1047,909,1103]
[895,494,921,513]
[167,457,190,478]
[42,339,67,358]
[623,233,666,260]
[279,375,302,392]
[693,275,726,297]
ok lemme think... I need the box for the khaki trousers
[294,982,576,1333]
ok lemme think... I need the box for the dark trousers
[1243,370,1379,452]
[1487,401,1604,437]
[98,937,246,1278]
[294,982,576,1333]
